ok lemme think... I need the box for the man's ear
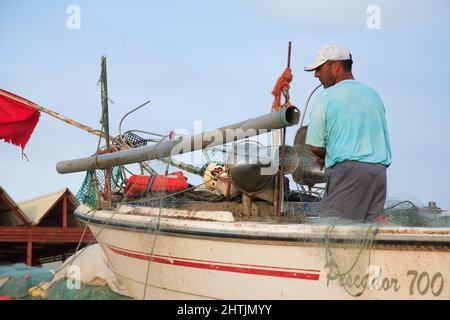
[332,61,341,73]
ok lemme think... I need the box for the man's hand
[315,156,325,171]
[309,145,326,170]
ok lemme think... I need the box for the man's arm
[309,145,326,170]
[305,93,327,170]
[310,146,326,159]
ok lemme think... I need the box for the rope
[299,84,322,128]
[271,68,293,111]
[384,200,418,211]
[22,120,125,299]
[24,133,279,299]
[142,160,170,300]
[24,127,156,299]
[19,205,100,300]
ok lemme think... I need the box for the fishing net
[45,279,131,300]
[202,144,229,164]
[357,198,450,227]
[309,197,450,298]
[321,223,379,297]
[382,200,450,227]
[75,167,123,208]
[0,255,131,300]
[0,263,52,300]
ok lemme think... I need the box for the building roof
[0,186,30,226]
[18,188,76,226]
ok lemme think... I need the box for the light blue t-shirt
[305,80,392,168]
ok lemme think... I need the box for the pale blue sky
[1,0,449,209]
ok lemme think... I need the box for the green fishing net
[0,263,130,300]
[322,223,379,297]
[75,167,122,208]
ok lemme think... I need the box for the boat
[55,105,450,300]
[55,56,450,300]
[73,202,450,300]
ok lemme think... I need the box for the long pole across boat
[56,106,300,174]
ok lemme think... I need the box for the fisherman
[304,44,392,222]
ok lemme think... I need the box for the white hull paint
[76,204,450,300]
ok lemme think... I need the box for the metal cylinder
[292,126,329,187]
[160,157,204,176]
[56,106,300,174]
[226,141,298,195]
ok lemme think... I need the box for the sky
[1,0,449,209]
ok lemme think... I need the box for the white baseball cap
[304,44,352,72]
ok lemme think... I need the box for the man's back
[306,79,392,168]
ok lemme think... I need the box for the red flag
[0,89,40,152]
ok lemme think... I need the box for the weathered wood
[62,193,67,228]
[0,226,94,243]
[242,194,252,217]
[0,189,30,225]
[31,190,67,226]
[0,89,106,138]
[26,240,32,266]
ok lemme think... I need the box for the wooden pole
[242,193,252,217]
[276,41,292,217]
[0,89,107,139]
[26,239,32,266]
[62,193,68,228]
[100,56,112,153]
[2,86,159,177]
[100,56,112,209]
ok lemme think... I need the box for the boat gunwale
[74,204,450,244]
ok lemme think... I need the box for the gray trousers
[319,161,387,222]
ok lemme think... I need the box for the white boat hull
[76,204,450,300]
